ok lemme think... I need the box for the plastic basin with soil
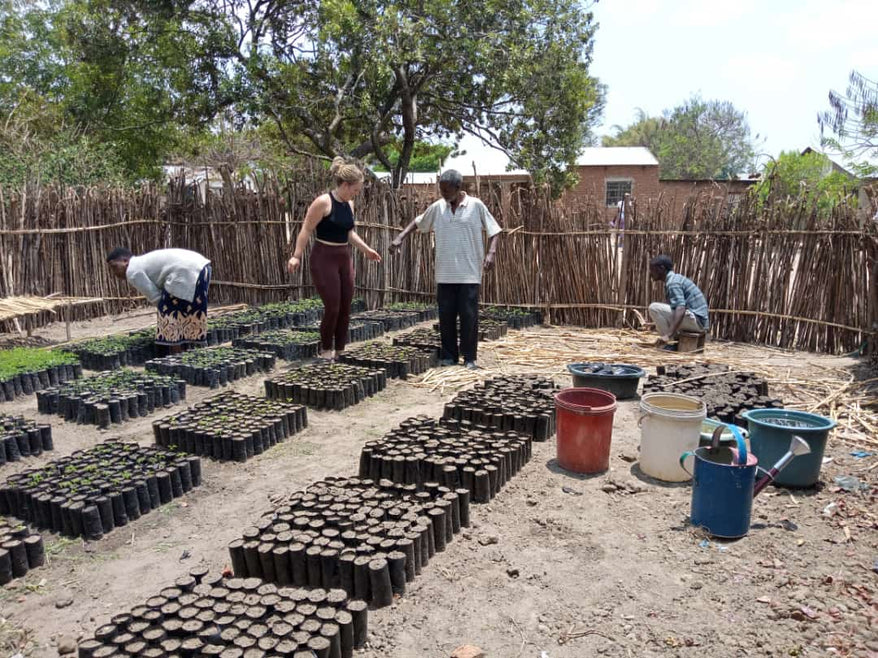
[1,414,53,467]
[75,568,368,658]
[443,375,558,441]
[154,391,308,462]
[229,477,468,609]
[0,439,202,541]
[554,387,618,474]
[360,416,532,502]
[566,363,645,400]
[742,408,836,488]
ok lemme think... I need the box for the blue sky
[452,0,878,174]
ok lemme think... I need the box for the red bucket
[554,387,617,474]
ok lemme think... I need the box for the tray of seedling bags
[0,347,82,402]
[360,416,532,502]
[145,346,276,388]
[338,342,436,379]
[431,318,508,341]
[65,328,157,371]
[76,568,369,658]
[264,362,386,411]
[643,363,783,427]
[1,415,53,467]
[154,392,308,463]
[392,328,443,359]
[481,305,542,329]
[350,309,423,332]
[384,302,439,322]
[288,320,385,345]
[206,299,325,345]
[232,330,322,361]
[0,439,201,541]
[35,369,185,427]
[0,516,45,585]
[443,375,558,441]
[228,476,468,609]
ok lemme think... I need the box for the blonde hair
[330,156,364,186]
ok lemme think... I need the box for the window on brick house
[605,179,633,207]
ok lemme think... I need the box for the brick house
[563,147,661,221]
[561,147,756,219]
[393,146,758,220]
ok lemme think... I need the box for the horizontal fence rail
[1,175,875,354]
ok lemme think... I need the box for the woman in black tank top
[286,157,381,360]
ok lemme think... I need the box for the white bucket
[639,393,706,482]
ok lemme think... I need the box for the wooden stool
[677,331,706,353]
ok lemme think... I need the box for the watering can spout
[789,436,811,457]
[753,435,811,496]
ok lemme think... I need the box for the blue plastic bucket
[742,409,836,488]
[681,425,757,538]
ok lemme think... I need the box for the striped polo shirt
[415,194,503,284]
[665,271,710,329]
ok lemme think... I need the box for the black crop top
[315,193,355,244]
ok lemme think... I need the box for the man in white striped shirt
[390,170,502,369]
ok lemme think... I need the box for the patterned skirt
[156,265,212,346]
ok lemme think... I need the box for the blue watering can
[680,424,811,539]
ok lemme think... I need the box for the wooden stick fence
[1,174,875,355]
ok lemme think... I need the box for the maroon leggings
[310,241,355,351]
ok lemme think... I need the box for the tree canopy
[602,96,758,180]
[0,0,606,190]
[755,150,855,215]
[368,141,457,173]
[819,70,878,176]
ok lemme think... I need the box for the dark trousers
[437,283,480,363]
[310,242,355,351]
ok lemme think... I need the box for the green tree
[603,96,757,179]
[755,150,855,214]
[183,0,604,189]
[0,0,229,185]
[368,141,457,173]
[819,70,878,176]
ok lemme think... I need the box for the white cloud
[722,54,801,94]
[781,0,878,49]
[671,0,760,27]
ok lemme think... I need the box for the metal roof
[576,147,659,167]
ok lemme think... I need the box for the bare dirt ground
[0,313,875,658]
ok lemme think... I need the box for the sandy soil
[0,314,875,658]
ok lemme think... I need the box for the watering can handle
[725,424,748,465]
[679,451,695,477]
